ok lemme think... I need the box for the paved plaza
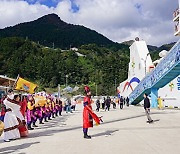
[1,104,180,154]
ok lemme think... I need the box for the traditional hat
[84,86,90,93]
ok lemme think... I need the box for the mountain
[0,37,130,95]
[157,42,176,52]
[121,40,134,46]
[147,45,158,52]
[0,14,118,49]
[147,42,176,61]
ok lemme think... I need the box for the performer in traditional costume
[52,99,56,118]
[83,86,102,139]
[13,94,28,137]
[0,120,4,137]
[41,102,48,122]
[56,98,62,116]
[46,98,52,120]
[3,90,20,142]
[38,97,47,123]
[20,95,27,117]
[33,102,43,124]
[48,98,55,119]
[19,95,29,136]
[0,96,6,122]
[27,95,37,130]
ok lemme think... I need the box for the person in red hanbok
[14,95,28,137]
[83,86,102,139]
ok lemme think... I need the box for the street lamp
[141,53,150,75]
[65,72,75,87]
[58,84,61,98]
[65,74,68,87]
[95,83,97,96]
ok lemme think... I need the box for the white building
[173,0,180,36]
[117,39,180,108]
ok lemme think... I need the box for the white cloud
[0,0,53,28]
[54,0,179,46]
[0,0,179,46]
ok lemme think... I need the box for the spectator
[120,96,124,109]
[126,97,129,107]
[96,99,100,112]
[144,93,153,123]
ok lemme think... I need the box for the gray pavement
[1,104,180,154]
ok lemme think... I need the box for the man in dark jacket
[120,96,124,109]
[126,97,129,107]
[105,97,111,111]
[96,99,100,112]
[144,93,153,123]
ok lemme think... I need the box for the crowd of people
[0,89,65,142]
[95,96,129,112]
[0,87,158,141]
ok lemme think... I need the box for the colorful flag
[14,77,37,94]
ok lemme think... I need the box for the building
[0,75,16,98]
[173,0,180,36]
[117,39,180,108]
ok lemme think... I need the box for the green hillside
[0,37,130,95]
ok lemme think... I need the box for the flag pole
[13,74,20,90]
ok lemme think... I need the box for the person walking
[123,97,126,105]
[144,93,153,123]
[120,96,124,109]
[102,97,105,110]
[126,97,129,107]
[96,99,100,112]
[65,98,72,113]
[105,97,111,111]
[71,98,76,111]
[112,97,116,109]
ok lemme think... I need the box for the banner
[34,96,46,107]
[14,77,37,94]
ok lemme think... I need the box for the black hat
[8,89,13,93]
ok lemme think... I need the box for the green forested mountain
[0,37,175,95]
[0,13,122,49]
[148,42,176,61]
[0,37,129,95]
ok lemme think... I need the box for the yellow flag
[14,77,37,94]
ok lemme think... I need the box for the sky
[0,0,179,46]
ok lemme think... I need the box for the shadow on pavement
[117,125,180,131]
[91,129,119,137]
[3,111,172,140]
[101,111,173,126]
[28,113,159,138]
[0,141,40,154]
[29,111,173,138]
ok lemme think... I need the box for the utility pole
[141,53,150,75]
[96,83,97,96]
[65,75,68,87]
[58,84,61,98]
